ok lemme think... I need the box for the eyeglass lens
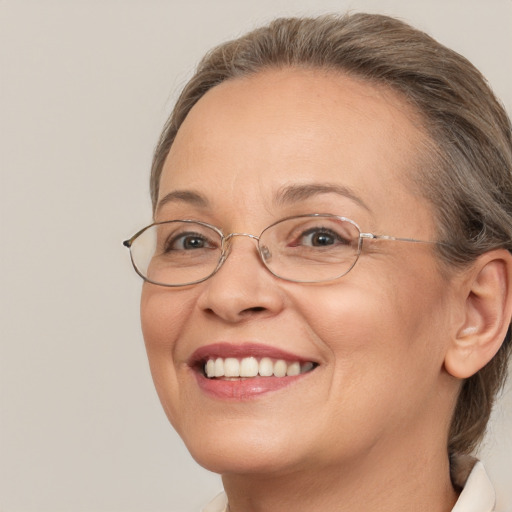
[129,216,362,286]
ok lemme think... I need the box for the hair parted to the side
[150,14,512,458]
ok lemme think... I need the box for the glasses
[123,214,444,287]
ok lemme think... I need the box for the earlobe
[444,249,512,379]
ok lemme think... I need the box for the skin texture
[141,68,465,511]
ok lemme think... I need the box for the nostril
[242,306,266,314]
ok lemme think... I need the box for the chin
[187,445,303,476]
[175,417,310,476]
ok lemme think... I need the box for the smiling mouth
[203,356,317,379]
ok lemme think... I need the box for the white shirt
[202,462,496,512]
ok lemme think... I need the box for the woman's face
[141,68,458,476]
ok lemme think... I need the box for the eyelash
[164,232,212,251]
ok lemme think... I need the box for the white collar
[452,461,495,512]
[202,491,228,512]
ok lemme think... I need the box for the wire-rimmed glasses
[123,214,443,287]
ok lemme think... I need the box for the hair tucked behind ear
[150,13,512,457]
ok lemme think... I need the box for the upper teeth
[204,357,314,379]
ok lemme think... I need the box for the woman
[124,14,512,512]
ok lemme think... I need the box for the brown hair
[150,13,512,456]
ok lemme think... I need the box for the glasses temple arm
[360,233,444,245]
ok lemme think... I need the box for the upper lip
[188,342,317,367]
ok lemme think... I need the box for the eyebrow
[156,190,210,213]
[274,183,372,212]
[156,182,371,216]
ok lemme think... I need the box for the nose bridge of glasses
[221,232,263,264]
[224,232,260,242]
[218,233,270,276]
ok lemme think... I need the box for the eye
[297,227,349,247]
[165,232,213,251]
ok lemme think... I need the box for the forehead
[158,68,433,234]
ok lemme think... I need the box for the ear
[444,249,512,379]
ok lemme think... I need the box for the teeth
[240,356,259,377]
[214,358,224,378]
[273,359,287,377]
[301,362,314,373]
[205,359,215,378]
[286,362,301,376]
[259,357,273,377]
[224,358,240,377]
[203,356,316,379]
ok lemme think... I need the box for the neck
[222,440,458,512]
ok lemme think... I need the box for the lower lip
[194,372,307,400]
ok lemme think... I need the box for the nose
[196,234,285,323]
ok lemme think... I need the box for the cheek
[140,285,196,421]
[140,285,193,349]
[294,264,450,387]
[292,275,451,446]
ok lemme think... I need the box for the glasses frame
[123,214,446,287]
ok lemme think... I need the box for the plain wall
[1,1,511,511]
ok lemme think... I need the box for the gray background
[1,1,511,511]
